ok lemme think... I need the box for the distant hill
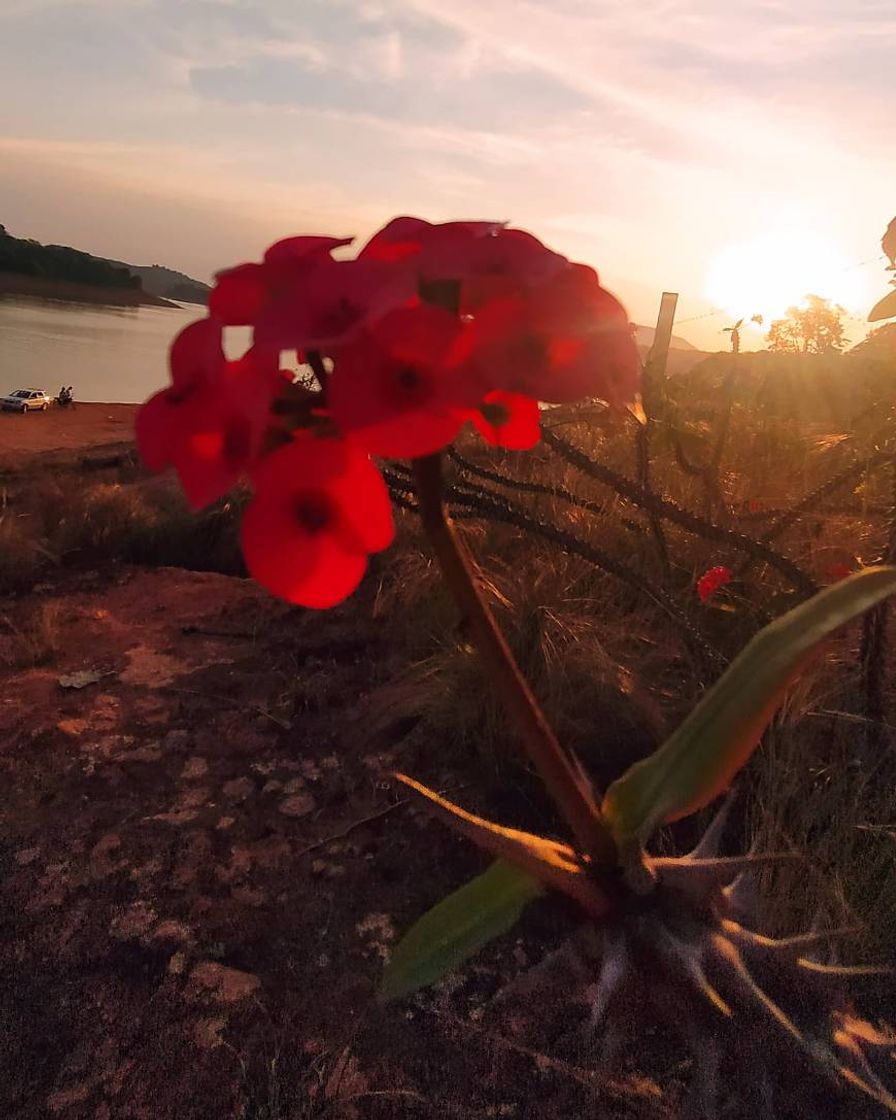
[103,261,209,306]
[633,323,697,351]
[0,224,208,308]
[0,224,141,294]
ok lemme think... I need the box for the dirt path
[0,403,138,467]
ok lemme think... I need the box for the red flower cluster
[696,565,733,603]
[138,218,640,608]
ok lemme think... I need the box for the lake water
[0,296,202,404]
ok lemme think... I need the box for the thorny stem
[411,452,618,867]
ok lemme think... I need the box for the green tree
[766,294,847,354]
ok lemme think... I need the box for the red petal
[454,228,566,309]
[239,433,391,608]
[359,217,431,263]
[263,235,353,264]
[254,258,416,352]
[696,566,733,602]
[366,304,461,368]
[334,399,466,459]
[209,264,271,326]
[162,347,279,509]
[472,390,541,450]
[135,391,178,472]
[464,268,641,407]
[249,430,351,492]
[327,444,396,554]
[172,411,249,510]
[328,316,468,458]
[241,498,368,608]
[169,318,224,388]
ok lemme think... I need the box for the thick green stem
[411,453,617,867]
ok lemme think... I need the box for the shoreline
[0,272,180,309]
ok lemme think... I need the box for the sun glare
[705,229,869,327]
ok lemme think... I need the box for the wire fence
[384,389,896,740]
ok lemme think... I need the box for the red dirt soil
[0,403,138,467]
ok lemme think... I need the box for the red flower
[360,218,566,313]
[209,236,352,326]
[136,318,225,473]
[472,390,541,450]
[697,565,733,602]
[253,257,417,353]
[328,305,477,458]
[359,217,504,266]
[240,433,394,608]
[460,264,641,406]
[137,319,280,509]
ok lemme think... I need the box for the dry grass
[0,464,244,591]
[0,600,63,668]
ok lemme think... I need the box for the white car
[1,388,51,412]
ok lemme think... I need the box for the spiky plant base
[576,843,896,1119]
[483,811,895,1118]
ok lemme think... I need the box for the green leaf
[381,860,542,1001]
[869,289,896,322]
[603,567,896,846]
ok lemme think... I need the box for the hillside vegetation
[0,224,139,290]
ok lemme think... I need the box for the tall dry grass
[0,464,244,590]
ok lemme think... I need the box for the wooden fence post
[647,291,679,379]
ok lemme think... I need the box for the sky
[1,0,894,349]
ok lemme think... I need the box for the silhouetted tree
[766,294,847,354]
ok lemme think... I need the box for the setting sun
[705,229,870,327]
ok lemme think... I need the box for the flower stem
[306,350,328,395]
[411,453,617,866]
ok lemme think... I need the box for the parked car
[1,388,51,412]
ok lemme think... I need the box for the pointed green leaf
[381,860,542,1001]
[603,567,896,845]
[869,289,896,322]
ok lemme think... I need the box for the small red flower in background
[328,304,476,459]
[472,390,541,450]
[697,566,733,602]
[460,264,640,406]
[240,433,394,608]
